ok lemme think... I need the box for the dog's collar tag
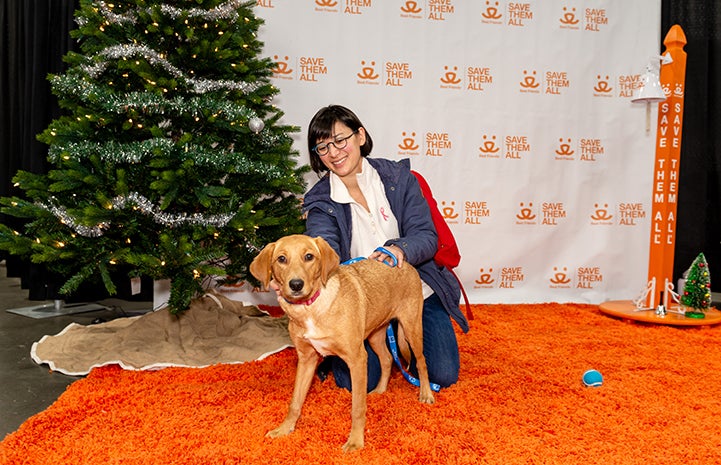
[285,289,321,306]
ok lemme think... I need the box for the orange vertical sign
[646,25,687,308]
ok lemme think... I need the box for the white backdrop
[225,0,662,307]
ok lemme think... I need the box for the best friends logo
[356,60,380,85]
[271,55,293,80]
[481,1,503,24]
[397,131,420,156]
[314,0,373,14]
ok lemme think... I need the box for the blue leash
[342,247,441,393]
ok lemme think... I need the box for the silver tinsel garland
[81,44,263,95]
[47,138,287,180]
[78,0,249,28]
[39,192,236,238]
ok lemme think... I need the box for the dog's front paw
[342,436,364,452]
[419,391,435,405]
[266,423,294,438]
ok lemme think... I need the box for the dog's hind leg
[267,343,320,439]
[367,327,392,395]
[398,313,435,405]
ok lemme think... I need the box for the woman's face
[316,122,366,180]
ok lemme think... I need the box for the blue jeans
[329,293,460,392]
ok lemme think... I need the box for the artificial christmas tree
[680,253,712,318]
[0,0,307,312]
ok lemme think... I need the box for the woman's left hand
[370,244,405,268]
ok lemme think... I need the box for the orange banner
[646,25,687,308]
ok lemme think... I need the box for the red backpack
[412,171,473,320]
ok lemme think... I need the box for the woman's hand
[369,244,405,268]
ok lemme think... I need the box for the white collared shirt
[329,158,433,298]
[330,158,399,258]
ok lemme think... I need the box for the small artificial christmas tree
[0,0,308,312]
[680,253,712,318]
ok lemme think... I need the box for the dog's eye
[277,255,287,264]
[304,253,314,262]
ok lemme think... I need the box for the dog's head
[249,234,340,303]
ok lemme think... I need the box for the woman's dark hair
[307,105,373,174]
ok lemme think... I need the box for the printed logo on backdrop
[559,6,580,29]
[440,66,462,90]
[481,1,503,24]
[546,71,570,95]
[542,202,567,225]
[428,0,455,20]
[297,56,328,82]
[314,0,339,12]
[505,134,531,160]
[508,2,534,27]
[585,8,608,31]
[549,266,572,288]
[397,131,420,156]
[386,62,414,87]
[618,202,646,226]
[554,138,575,160]
[425,131,452,156]
[478,134,500,158]
[617,73,642,98]
[256,0,274,8]
[548,266,605,289]
[499,266,525,288]
[519,70,540,93]
[271,55,294,80]
[590,203,614,225]
[312,0,373,14]
[474,267,496,288]
[441,200,460,225]
[399,0,456,20]
[576,266,604,289]
[593,75,613,97]
[467,66,493,92]
[400,0,422,18]
[589,202,650,226]
[515,202,537,224]
[579,138,604,161]
[473,266,526,289]
[356,60,380,85]
[518,69,570,95]
[464,200,490,225]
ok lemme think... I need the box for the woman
[302,104,469,392]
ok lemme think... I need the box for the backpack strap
[411,170,473,320]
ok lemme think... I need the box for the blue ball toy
[582,369,603,387]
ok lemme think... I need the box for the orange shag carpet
[2,303,721,465]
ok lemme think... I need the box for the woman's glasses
[313,130,357,156]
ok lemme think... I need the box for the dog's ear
[314,237,340,286]
[249,242,275,289]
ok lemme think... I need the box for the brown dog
[249,234,435,452]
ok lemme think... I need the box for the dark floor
[0,260,152,440]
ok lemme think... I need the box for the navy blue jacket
[302,157,469,333]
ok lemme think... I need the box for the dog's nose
[289,279,304,292]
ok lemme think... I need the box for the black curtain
[662,3,721,281]
[1,1,719,299]
[0,0,77,299]
[0,0,152,301]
